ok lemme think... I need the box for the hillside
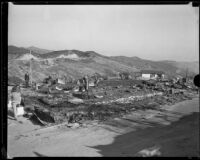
[8,45,41,60]
[8,46,199,84]
[163,61,199,75]
[27,46,53,54]
[110,56,199,77]
[8,46,139,83]
[38,49,107,59]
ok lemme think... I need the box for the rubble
[66,122,80,128]
[68,97,84,104]
[136,145,161,157]
[95,92,163,105]
[94,95,103,99]
[16,77,197,126]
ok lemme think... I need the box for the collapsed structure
[119,72,132,80]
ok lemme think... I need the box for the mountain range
[8,45,199,84]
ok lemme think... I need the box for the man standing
[47,75,53,86]
[24,72,30,88]
[77,78,84,92]
[83,75,89,92]
[94,74,99,87]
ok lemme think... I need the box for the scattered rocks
[66,122,80,128]
[94,95,103,99]
[68,98,84,104]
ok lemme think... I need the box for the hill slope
[8,45,41,60]
[8,46,139,83]
[110,56,198,77]
[27,46,53,54]
[8,46,199,84]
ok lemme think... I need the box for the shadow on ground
[8,108,45,126]
[8,110,14,118]
[103,109,183,130]
[33,151,48,157]
[28,114,46,126]
[91,112,200,157]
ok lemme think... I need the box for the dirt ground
[7,97,199,157]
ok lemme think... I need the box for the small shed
[57,78,65,85]
[141,70,165,80]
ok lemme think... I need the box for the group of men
[77,75,89,92]
[77,74,100,92]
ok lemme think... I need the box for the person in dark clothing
[47,75,53,86]
[24,72,30,88]
[77,78,84,92]
[83,75,89,92]
[94,74,99,87]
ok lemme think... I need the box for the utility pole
[29,50,32,86]
[185,68,188,78]
[185,68,189,83]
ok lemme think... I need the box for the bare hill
[27,46,53,54]
[111,56,199,77]
[163,61,199,75]
[8,45,41,60]
[8,46,198,84]
[8,46,139,83]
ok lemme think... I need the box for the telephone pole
[29,50,32,86]
[185,68,188,79]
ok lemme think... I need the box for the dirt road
[7,98,199,157]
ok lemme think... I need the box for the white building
[141,70,165,80]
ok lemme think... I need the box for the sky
[8,3,199,61]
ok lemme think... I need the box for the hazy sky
[8,3,199,61]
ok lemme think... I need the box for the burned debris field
[6,4,199,157]
[17,79,197,126]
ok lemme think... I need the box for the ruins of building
[119,72,132,80]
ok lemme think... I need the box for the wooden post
[29,50,33,87]
[185,68,188,83]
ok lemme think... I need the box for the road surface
[7,97,199,157]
